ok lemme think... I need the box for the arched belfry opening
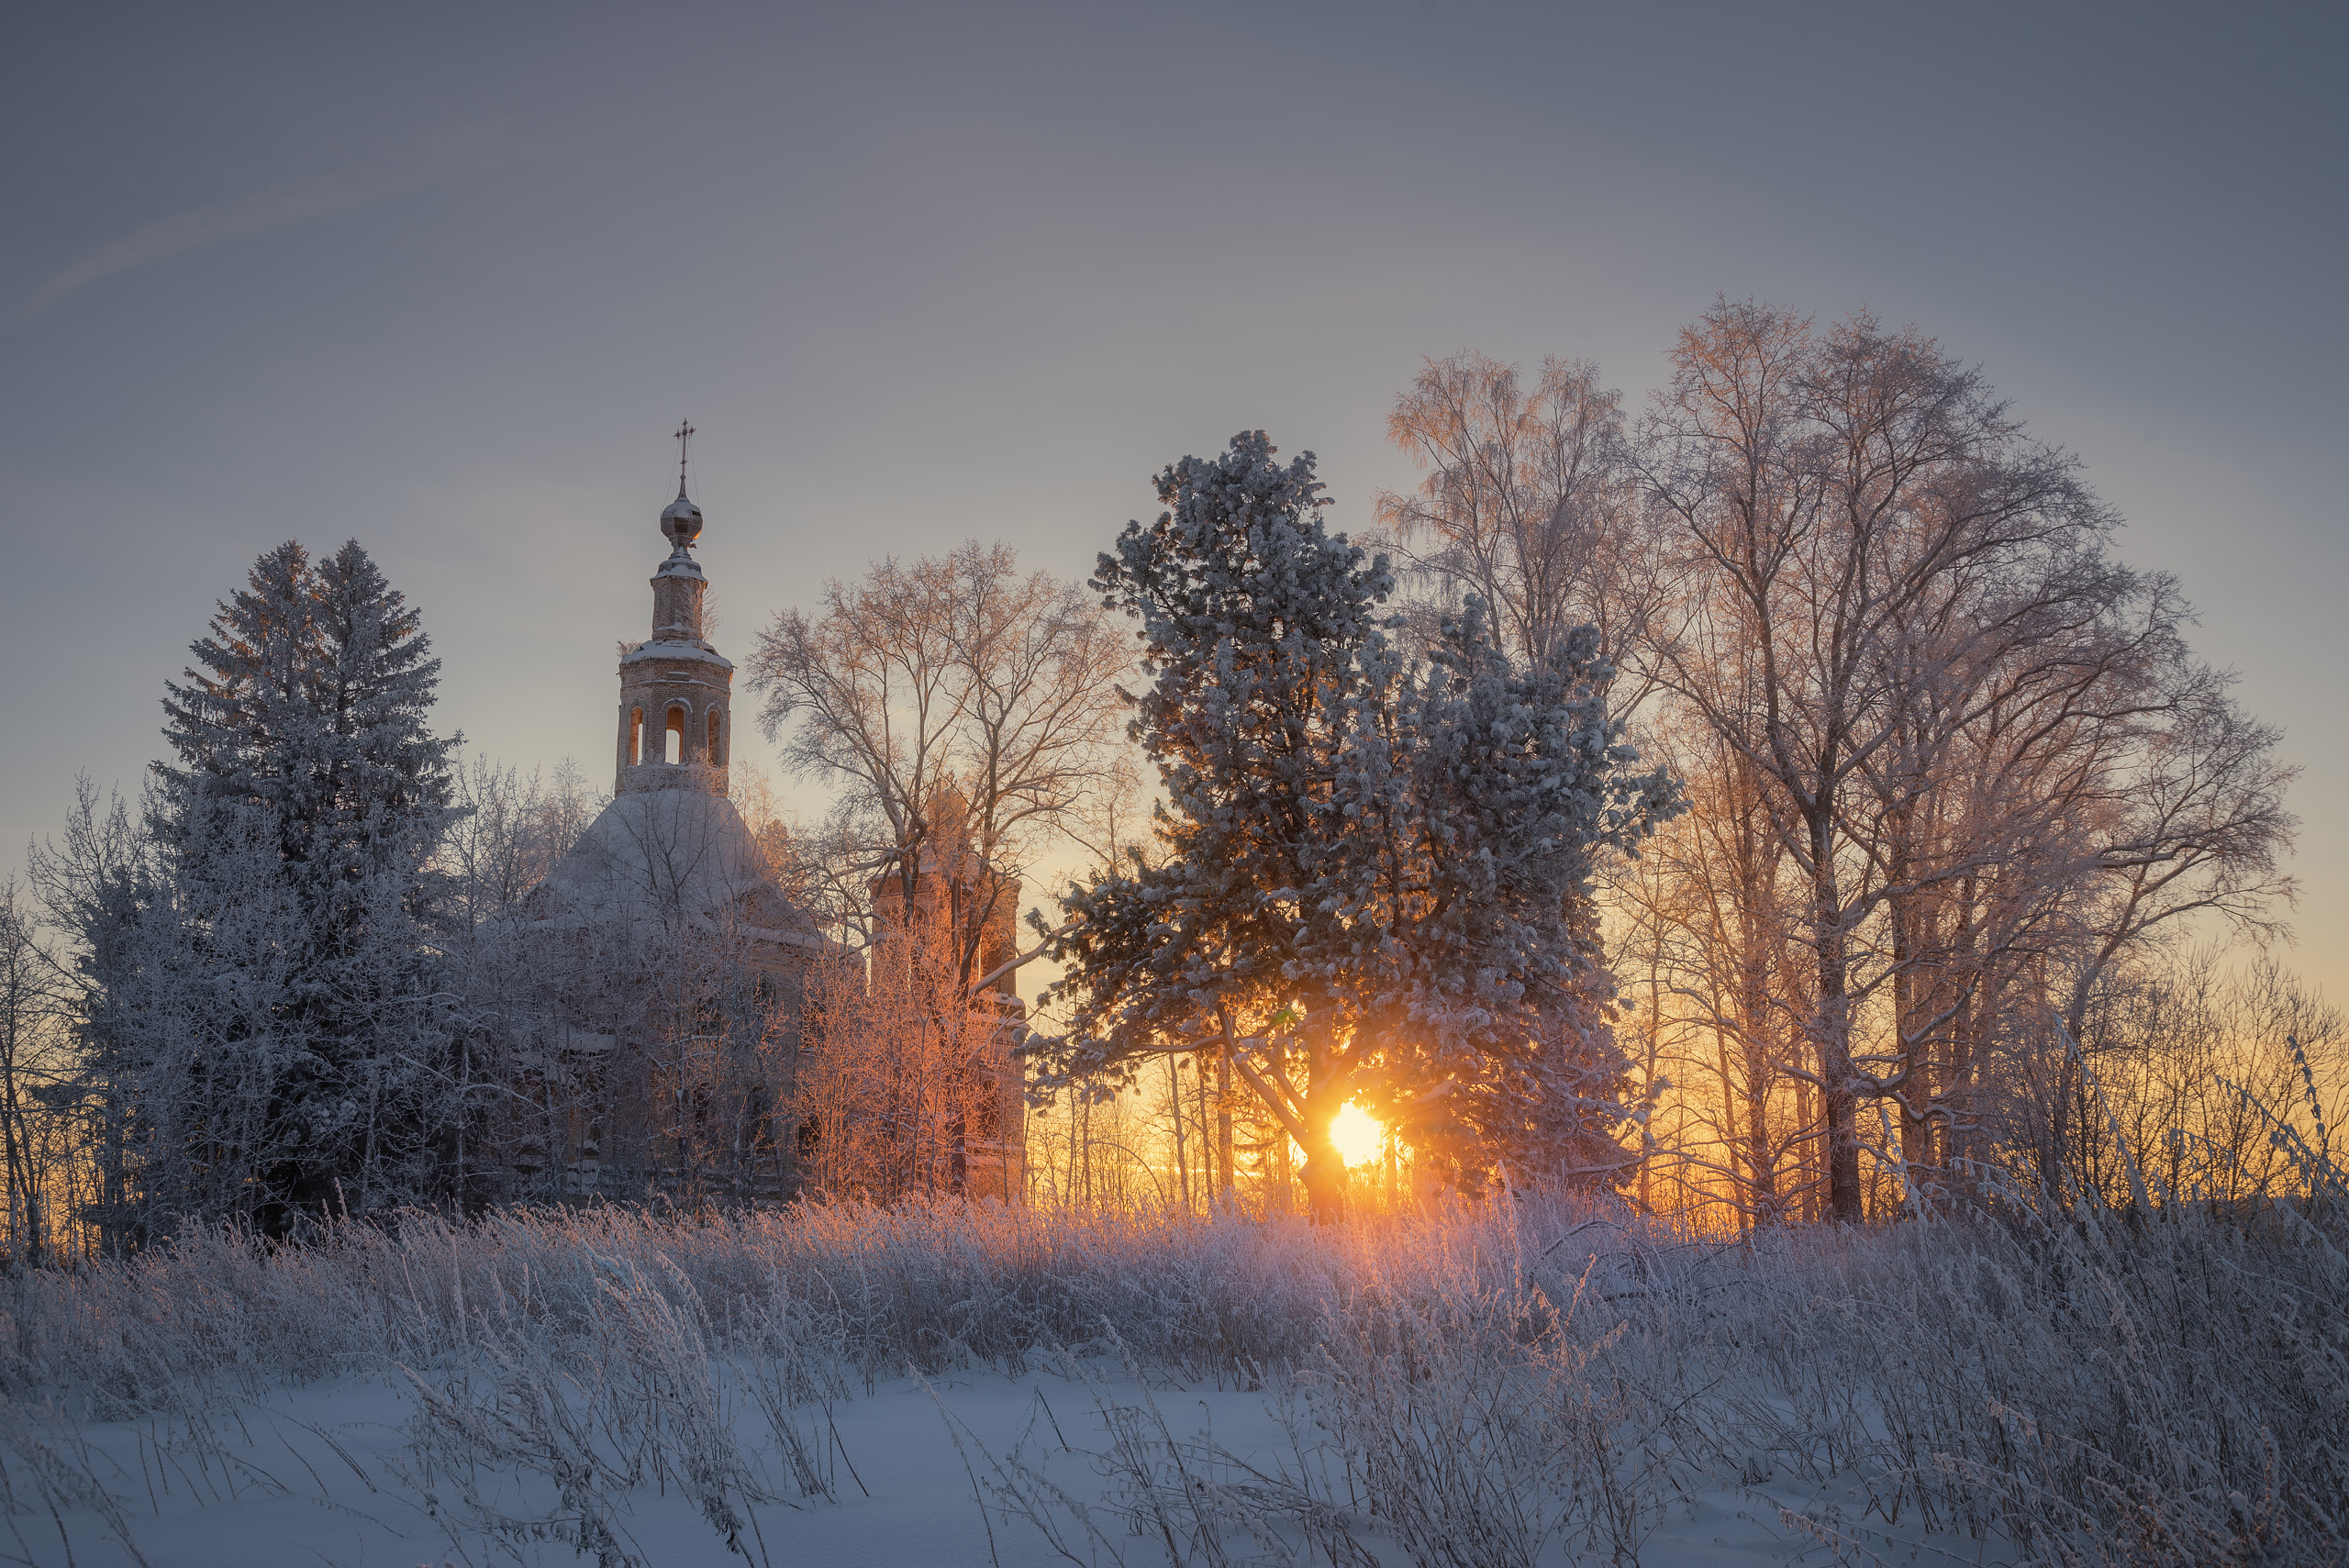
[611,435,731,797]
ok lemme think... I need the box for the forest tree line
[0,299,2325,1257]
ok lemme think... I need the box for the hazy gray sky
[5,3,2343,996]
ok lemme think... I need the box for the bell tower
[615,421,733,795]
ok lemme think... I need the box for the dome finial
[660,419,703,551]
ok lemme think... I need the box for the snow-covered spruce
[46,540,462,1241]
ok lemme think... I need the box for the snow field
[0,1192,2342,1564]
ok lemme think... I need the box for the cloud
[6,127,510,330]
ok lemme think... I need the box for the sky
[3,2,2343,1001]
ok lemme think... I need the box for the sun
[1329,1103,1386,1166]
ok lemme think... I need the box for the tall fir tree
[111,539,462,1235]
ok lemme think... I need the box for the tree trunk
[1736,923,1780,1227]
[1298,1020,1346,1224]
[1214,1049,1233,1202]
[1297,1116,1345,1222]
[1890,894,1938,1195]
[1809,816,1865,1224]
[1820,1024,1862,1222]
[1166,1053,1192,1213]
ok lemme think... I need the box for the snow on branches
[1035,432,1679,1218]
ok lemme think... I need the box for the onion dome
[661,481,703,551]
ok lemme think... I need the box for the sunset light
[1329,1103,1385,1166]
[7,10,2332,1562]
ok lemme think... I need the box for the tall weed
[0,1093,2338,1565]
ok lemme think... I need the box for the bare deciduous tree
[1378,351,1672,688]
[2064,662,2299,1034]
[747,543,1127,1199]
[793,895,1011,1203]
[746,540,1130,991]
[0,881,69,1263]
[1631,299,2258,1222]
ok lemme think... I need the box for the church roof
[532,787,831,951]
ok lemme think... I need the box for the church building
[514,450,830,1203]
[506,437,1026,1206]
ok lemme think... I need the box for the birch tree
[1378,350,1672,686]
[1638,302,2133,1221]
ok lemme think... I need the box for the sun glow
[1329,1103,1386,1166]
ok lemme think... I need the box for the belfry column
[614,429,733,795]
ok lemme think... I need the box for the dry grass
[0,1123,2342,1564]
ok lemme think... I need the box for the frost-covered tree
[1366,606,1682,1187]
[1036,433,1677,1218]
[747,540,1130,976]
[41,540,461,1239]
[1630,301,2298,1222]
[1376,351,1669,686]
[747,543,1129,1197]
[0,878,70,1264]
[157,540,458,895]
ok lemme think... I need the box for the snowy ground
[2,1195,2338,1566]
[1,1362,1993,1567]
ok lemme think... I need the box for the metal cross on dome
[674,419,696,489]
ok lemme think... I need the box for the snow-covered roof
[618,639,735,671]
[533,788,831,951]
